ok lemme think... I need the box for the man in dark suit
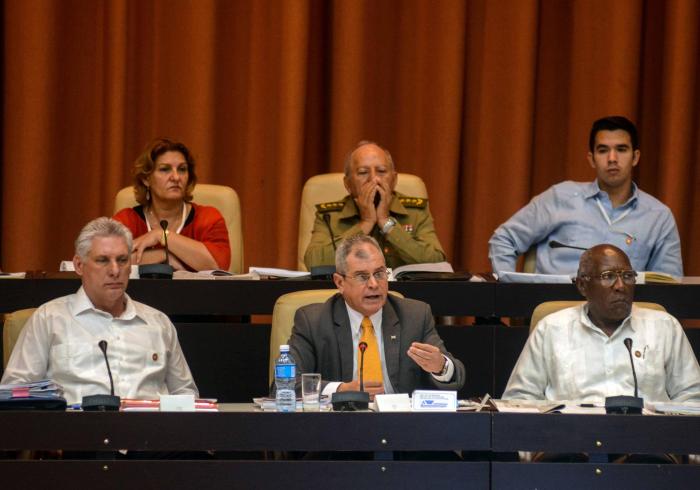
[289,234,465,397]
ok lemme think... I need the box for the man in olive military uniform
[304,141,445,270]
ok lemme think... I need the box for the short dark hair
[589,116,639,152]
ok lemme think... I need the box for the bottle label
[275,364,295,378]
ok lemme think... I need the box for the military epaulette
[398,196,427,209]
[316,201,345,213]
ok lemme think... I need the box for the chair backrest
[529,301,667,333]
[297,173,428,271]
[268,289,404,385]
[522,247,537,273]
[113,184,244,273]
[3,308,36,368]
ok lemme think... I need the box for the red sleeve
[113,208,148,239]
[186,204,231,271]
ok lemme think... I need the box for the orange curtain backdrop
[2,0,699,275]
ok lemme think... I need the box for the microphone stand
[82,340,121,411]
[332,342,370,411]
[605,338,644,414]
[139,219,174,279]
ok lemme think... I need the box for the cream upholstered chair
[113,184,244,273]
[268,289,404,385]
[3,308,36,368]
[522,247,537,273]
[529,301,667,333]
[297,173,428,271]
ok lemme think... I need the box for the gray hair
[343,140,395,176]
[335,234,384,274]
[75,217,133,259]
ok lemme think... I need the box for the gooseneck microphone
[99,340,115,396]
[548,240,588,251]
[138,219,174,279]
[81,340,121,411]
[322,213,337,251]
[604,337,644,414]
[624,338,639,398]
[331,342,371,411]
[160,220,170,264]
[358,342,368,392]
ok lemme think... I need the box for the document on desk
[494,399,609,414]
[497,272,573,284]
[651,402,700,415]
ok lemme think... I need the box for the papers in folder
[0,379,67,410]
[497,271,573,284]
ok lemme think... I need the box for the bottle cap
[280,344,290,352]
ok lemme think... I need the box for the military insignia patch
[404,224,414,233]
[398,196,427,209]
[315,201,345,213]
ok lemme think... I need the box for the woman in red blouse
[113,138,231,271]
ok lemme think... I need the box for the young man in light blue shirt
[489,116,682,277]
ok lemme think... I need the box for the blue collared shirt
[488,180,683,277]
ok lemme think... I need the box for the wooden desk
[0,405,490,489]
[491,412,700,489]
[2,278,698,318]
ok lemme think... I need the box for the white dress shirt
[1,287,198,404]
[503,304,700,403]
[322,302,454,395]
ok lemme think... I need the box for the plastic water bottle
[275,344,296,413]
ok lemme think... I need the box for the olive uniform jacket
[303,192,446,270]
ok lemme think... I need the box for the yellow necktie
[359,316,383,385]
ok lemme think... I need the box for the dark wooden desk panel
[492,412,700,454]
[492,461,700,490]
[495,282,700,318]
[4,279,696,317]
[0,409,490,452]
[1,461,489,490]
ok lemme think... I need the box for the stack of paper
[120,398,219,412]
[0,379,64,400]
[0,379,67,410]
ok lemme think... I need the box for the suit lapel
[332,296,355,381]
[382,299,401,390]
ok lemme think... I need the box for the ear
[73,254,84,277]
[343,175,352,194]
[587,152,595,169]
[333,272,344,292]
[632,149,640,167]
[575,276,588,298]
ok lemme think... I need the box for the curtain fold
[2,0,699,275]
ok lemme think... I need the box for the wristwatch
[380,217,397,235]
[433,357,449,377]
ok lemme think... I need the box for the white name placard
[160,394,195,412]
[411,390,457,412]
[375,393,412,412]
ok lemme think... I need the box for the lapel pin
[390,335,397,340]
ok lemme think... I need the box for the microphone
[605,337,644,414]
[160,220,170,264]
[548,240,587,251]
[331,342,371,411]
[81,340,121,411]
[322,213,337,251]
[138,219,174,279]
[358,342,368,392]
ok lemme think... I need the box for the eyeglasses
[342,269,389,284]
[582,270,637,287]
